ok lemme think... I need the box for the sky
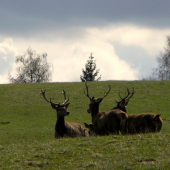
[1,0,170,84]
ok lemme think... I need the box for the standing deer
[40,89,89,138]
[84,83,128,135]
[112,88,162,134]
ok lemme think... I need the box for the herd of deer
[40,83,163,138]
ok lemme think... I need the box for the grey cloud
[1,1,170,37]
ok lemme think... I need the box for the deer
[112,88,162,134]
[40,89,89,138]
[84,83,128,135]
[84,122,96,136]
[112,87,135,112]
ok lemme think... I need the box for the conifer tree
[80,53,101,82]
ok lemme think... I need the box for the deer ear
[84,122,93,130]
[51,103,57,109]
[65,103,70,108]
[98,98,103,103]
[88,123,94,130]
[84,122,89,128]
[155,114,161,119]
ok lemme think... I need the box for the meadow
[0,81,170,169]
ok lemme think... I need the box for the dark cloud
[1,0,170,37]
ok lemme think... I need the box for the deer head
[40,89,70,117]
[113,87,135,112]
[84,122,96,136]
[84,83,111,114]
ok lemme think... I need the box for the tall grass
[0,81,170,169]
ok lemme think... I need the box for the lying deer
[84,83,128,135]
[112,87,135,112]
[112,88,162,134]
[84,122,96,136]
[40,89,89,138]
[127,113,162,134]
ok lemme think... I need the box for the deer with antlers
[112,87,135,112]
[40,89,89,138]
[84,83,128,135]
[112,88,162,134]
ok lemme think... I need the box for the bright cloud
[87,25,168,56]
[0,38,18,83]
[1,24,170,84]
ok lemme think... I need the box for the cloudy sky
[1,0,170,84]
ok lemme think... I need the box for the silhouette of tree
[9,48,52,83]
[143,36,170,80]
[80,53,101,81]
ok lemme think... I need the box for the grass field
[0,81,170,169]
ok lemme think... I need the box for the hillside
[0,81,170,169]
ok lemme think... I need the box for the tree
[80,53,101,82]
[155,36,170,80]
[9,48,52,83]
[143,36,170,80]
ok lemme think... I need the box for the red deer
[112,88,135,113]
[84,83,128,135]
[127,113,162,134]
[40,89,89,138]
[84,122,96,136]
[112,88,162,134]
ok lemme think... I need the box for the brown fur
[84,83,128,135]
[40,89,89,138]
[84,122,96,136]
[53,104,89,138]
[127,113,163,134]
[55,120,89,138]
[93,109,128,135]
[111,88,163,134]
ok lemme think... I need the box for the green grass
[0,81,170,169]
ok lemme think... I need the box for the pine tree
[80,53,101,82]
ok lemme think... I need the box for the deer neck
[122,107,127,113]
[56,116,66,137]
[114,105,127,113]
[91,104,100,120]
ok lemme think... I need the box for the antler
[62,89,69,105]
[40,89,60,106]
[125,87,135,101]
[84,83,92,100]
[101,83,111,100]
[40,89,51,103]
[84,83,111,101]
[116,87,135,105]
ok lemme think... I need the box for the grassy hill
[0,81,170,169]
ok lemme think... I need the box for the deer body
[112,88,163,134]
[93,109,127,135]
[55,119,88,138]
[127,113,162,134]
[84,83,128,135]
[40,89,89,138]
